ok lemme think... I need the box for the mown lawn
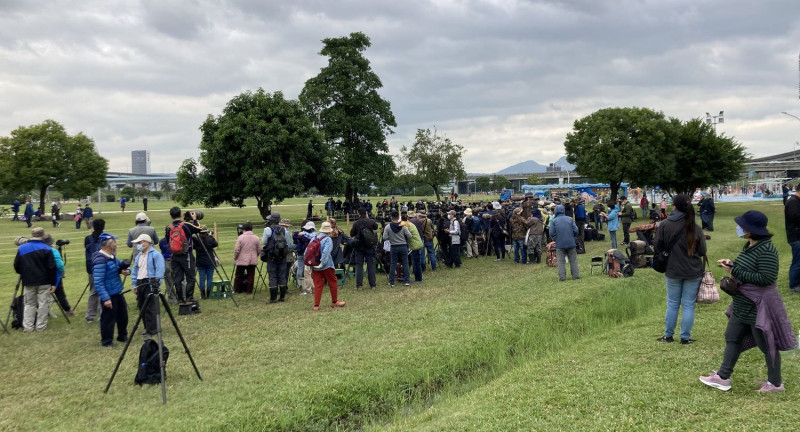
[0,198,796,431]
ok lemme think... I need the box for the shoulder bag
[651,232,679,273]
[696,256,720,304]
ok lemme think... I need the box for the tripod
[252,261,270,299]
[104,281,202,404]
[3,276,71,334]
[193,233,238,307]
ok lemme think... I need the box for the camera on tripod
[184,210,204,222]
[55,239,70,247]
[119,259,131,271]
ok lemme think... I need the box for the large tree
[475,175,492,192]
[493,175,511,189]
[526,173,545,185]
[401,128,466,202]
[176,89,333,220]
[299,31,397,204]
[660,118,749,194]
[564,107,675,203]
[0,120,108,212]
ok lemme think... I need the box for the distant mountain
[494,157,575,175]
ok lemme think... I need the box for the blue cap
[98,232,119,243]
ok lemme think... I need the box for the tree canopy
[401,128,466,202]
[299,31,397,204]
[176,89,332,220]
[0,120,108,212]
[564,107,675,203]
[475,175,491,192]
[493,175,511,189]
[526,173,545,185]
[659,118,749,194]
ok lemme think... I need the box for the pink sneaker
[757,381,785,393]
[699,371,731,391]
[312,306,320,311]
[331,300,346,308]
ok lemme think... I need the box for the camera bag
[135,339,169,386]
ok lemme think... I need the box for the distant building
[131,150,150,174]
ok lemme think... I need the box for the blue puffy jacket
[548,205,578,249]
[607,205,620,232]
[92,252,125,302]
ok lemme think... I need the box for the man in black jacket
[14,227,57,332]
[165,207,203,302]
[349,208,378,290]
[785,184,800,292]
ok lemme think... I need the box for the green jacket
[402,221,424,251]
[619,202,635,224]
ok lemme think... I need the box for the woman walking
[654,194,707,344]
[699,210,796,392]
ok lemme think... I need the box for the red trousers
[311,267,339,307]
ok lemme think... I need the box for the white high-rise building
[131,150,150,174]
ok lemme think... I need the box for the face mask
[736,225,746,238]
[136,244,144,252]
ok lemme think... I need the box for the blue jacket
[303,232,334,270]
[82,206,93,219]
[24,202,34,218]
[574,204,587,221]
[92,251,125,302]
[14,240,57,286]
[131,247,165,287]
[548,205,578,249]
[607,205,620,232]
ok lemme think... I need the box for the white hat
[303,221,315,231]
[319,221,333,233]
[132,233,153,244]
[492,201,501,210]
[135,212,148,222]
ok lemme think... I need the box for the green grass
[1,199,798,431]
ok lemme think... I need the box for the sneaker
[656,336,674,343]
[681,338,696,345]
[331,301,346,308]
[370,286,376,290]
[699,371,732,391]
[389,284,395,288]
[103,343,118,349]
[404,282,410,286]
[757,381,785,393]
[312,306,320,311]
[85,318,94,324]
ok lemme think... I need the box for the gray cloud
[0,0,799,175]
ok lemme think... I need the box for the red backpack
[303,234,324,267]
[168,222,189,255]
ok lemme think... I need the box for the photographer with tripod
[130,234,164,339]
[14,227,57,332]
[92,233,130,347]
[165,207,203,304]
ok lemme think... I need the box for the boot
[268,287,279,304]
[535,251,541,264]
[279,286,287,302]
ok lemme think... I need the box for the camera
[56,239,70,247]
[119,259,131,271]
[184,210,204,221]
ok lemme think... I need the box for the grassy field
[1,198,798,431]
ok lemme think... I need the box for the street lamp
[705,111,724,131]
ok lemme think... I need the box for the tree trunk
[256,197,272,221]
[432,184,440,202]
[38,185,48,215]
[345,183,355,207]
[608,180,620,204]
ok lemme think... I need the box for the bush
[106,194,115,202]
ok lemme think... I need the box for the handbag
[651,233,679,273]
[696,257,720,304]
[719,276,741,296]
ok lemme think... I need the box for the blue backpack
[470,216,482,234]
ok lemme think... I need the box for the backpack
[470,216,482,234]
[10,295,24,329]
[168,222,189,255]
[303,235,324,267]
[261,227,288,262]
[546,242,557,267]
[607,249,634,278]
[134,340,169,386]
[574,236,586,254]
[459,219,469,243]
[358,225,378,251]
[626,240,648,268]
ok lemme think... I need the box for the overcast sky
[1,0,799,174]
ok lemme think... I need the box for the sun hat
[734,210,769,236]
[279,218,292,227]
[132,234,153,244]
[319,221,333,233]
[135,212,148,222]
[30,227,46,240]
[408,211,417,218]
[303,221,316,231]
[464,208,473,216]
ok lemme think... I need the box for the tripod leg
[3,277,22,334]
[72,281,91,314]
[153,293,167,405]
[104,293,146,394]
[159,294,203,381]
[51,293,70,324]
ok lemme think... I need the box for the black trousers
[100,293,128,346]
[449,242,462,268]
[622,223,631,244]
[171,253,196,300]
[53,280,71,312]
[353,249,376,288]
[136,279,160,335]
[267,259,288,287]
[718,313,782,385]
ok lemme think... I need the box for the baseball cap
[98,232,119,243]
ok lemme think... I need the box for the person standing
[401,213,424,283]
[462,208,479,259]
[74,205,83,229]
[12,198,20,221]
[654,194,706,344]
[82,203,94,230]
[14,227,57,332]
[120,196,127,213]
[306,221,346,311]
[92,232,129,347]
[699,193,715,231]
[383,211,412,286]
[445,210,462,268]
[50,202,60,228]
[262,213,293,303]
[574,200,587,240]
[782,184,790,205]
[142,196,148,212]
[350,208,378,290]
[700,210,796,392]
[618,196,634,245]
[233,221,261,294]
[549,205,580,281]
[785,184,800,293]
[130,234,165,338]
[127,212,159,253]
[43,234,74,317]
[83,219,106,323]
[23,199,34,228]
[165,207,202,302]
[593,201,605,231]
[640,195,649,220]
[194,228,218,300]
[604,203,620,250]
[509,207,529,264]
[525,207,545,264]
[418,211,437,272]
[307,200,313,219]
[490,203,507,261]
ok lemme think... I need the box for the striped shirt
[731,239,779,324]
